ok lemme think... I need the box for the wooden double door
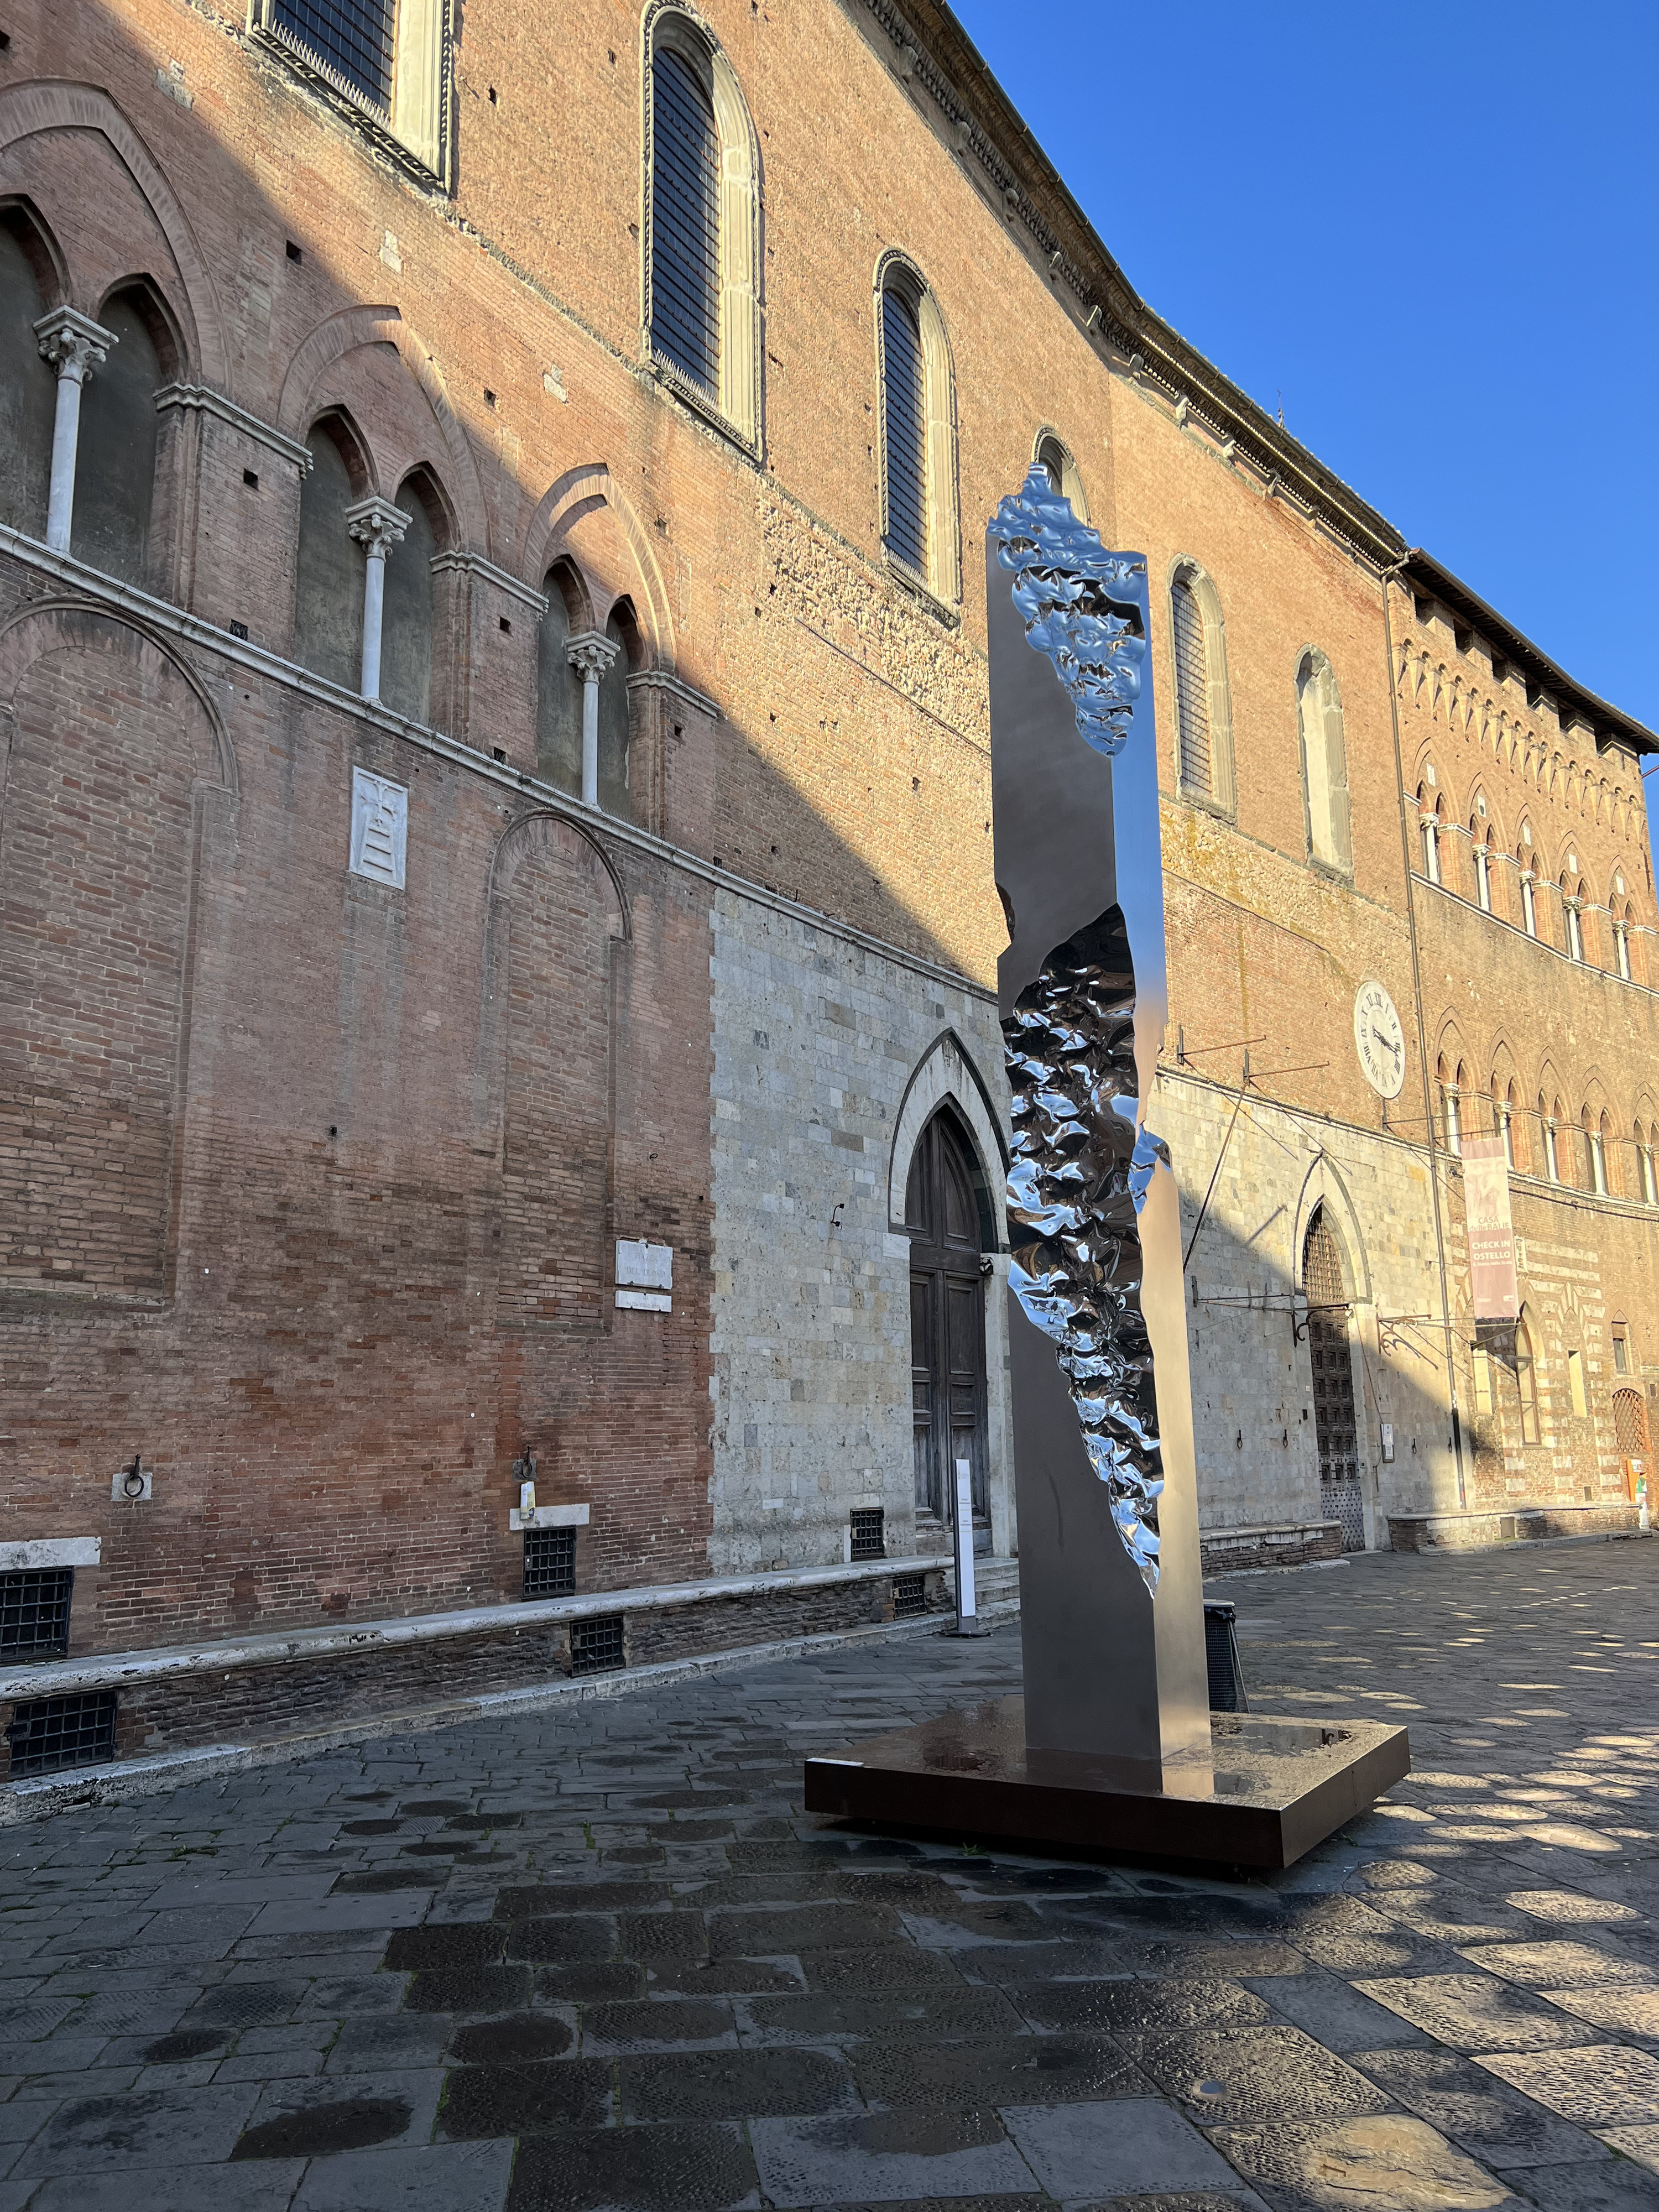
[906,1109,989,1532]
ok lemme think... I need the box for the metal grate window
[0,1569,74,1661]
[650,48,720,397]
[570,1613,625,1676]
[880,288,927,576]
[273,0,396,109]
[849,1508,885,1562]
[524,1527,576,1600]
[7,1691,117,1778]
[1172,577,1212,797]
[891,1572,926,1620]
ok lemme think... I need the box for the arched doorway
[1614,1387,1651,1501]
[905,1108,990,1541]
[1303,1204,1364,1550]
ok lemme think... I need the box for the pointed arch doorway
[1303,1203,1365,1550]
[905,1108,991,1545]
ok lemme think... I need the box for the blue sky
[951,0,1658,737]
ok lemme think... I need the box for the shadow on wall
[0,34,988,980]
[1180,1173,1483,1547]
[0,7,1009,1650]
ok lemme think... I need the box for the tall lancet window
[650,48,721,398]
[880,286,926,577]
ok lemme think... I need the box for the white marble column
[345,497,410,701]
[34,309,116,554]
[565,630,621,809]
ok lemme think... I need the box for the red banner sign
[1463,1136,1520,1320]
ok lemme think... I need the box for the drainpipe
[35,309,116,554]
[1381,559,1467,1511]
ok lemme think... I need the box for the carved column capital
[35,307,116,385]
[565,630,621,685]
[345,495,411,560]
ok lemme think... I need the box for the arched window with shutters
[1033,428,1087,519]
[1297,649,1352,873]
[1637,1120,1657,1207]
[875,252,959,606]
[1169,561,1235,815]
[643,6,760,450]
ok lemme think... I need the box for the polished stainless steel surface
[988,468,1211,1788]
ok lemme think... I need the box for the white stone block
[348,768,408,888]
[0,1537,100,1571]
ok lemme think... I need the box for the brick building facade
[0,0,1651,1769]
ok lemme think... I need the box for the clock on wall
[1354,981,1406,1099]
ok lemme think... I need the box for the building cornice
[862,0,1405,571]
[1401,550,1657,758]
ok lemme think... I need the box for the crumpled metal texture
[991,469,1148,758]
[1003,911,1165,1591]
[992,468,1164,1591]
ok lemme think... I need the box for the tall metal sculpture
[989,468,1211,1794]
[805,472,1408,1865]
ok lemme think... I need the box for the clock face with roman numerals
[1354,982,1405,1099]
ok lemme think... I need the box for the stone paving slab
[0,1543,1657,2207]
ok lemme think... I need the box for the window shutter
[1171,578,1212,798]
[274,0,396,108]
[881,289,927,576]
[651,50,721,397]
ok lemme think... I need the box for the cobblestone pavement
[1,1540,1658,2211]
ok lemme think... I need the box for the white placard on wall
[349,768,409,889]
[616,1239,672,1311]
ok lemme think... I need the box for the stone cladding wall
[708,891,1010,1574]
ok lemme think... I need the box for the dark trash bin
[1203,1599,1249,1713]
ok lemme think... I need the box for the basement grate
[7,1690,117,1777]
[523,1527,576,1600]
[891,1572,926,1620]
[0,1569,74,1662]
[849,1507,885,1561]
[570,1614,625,1676]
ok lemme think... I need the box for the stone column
[35,309,116,555]
[565,630,621,809]
[345,497,410,702]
